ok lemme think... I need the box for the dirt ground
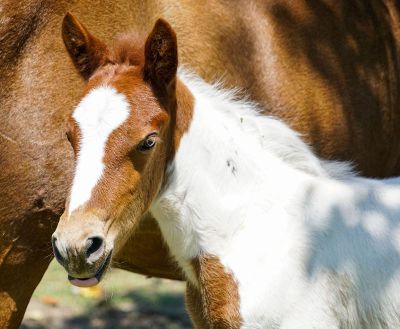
[21,261,193,329]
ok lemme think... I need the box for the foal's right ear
[62,13,109,80]
[143,19,178,96]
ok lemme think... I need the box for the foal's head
[52,14,184,286]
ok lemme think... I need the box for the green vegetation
[22,260,192,329]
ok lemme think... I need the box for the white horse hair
[150,69,400,328]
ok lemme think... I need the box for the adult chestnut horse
[1,0,400,328]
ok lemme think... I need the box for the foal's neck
[152,71,316,283]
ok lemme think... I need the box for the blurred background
[21,261,192,329]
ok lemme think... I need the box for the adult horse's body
[1,0,400,328]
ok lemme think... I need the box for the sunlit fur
[150,71,400,328]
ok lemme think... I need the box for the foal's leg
[189,256,242,329]
[186,283,209,329]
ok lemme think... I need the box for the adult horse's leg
[0,132,62,328]
[0,216,55,329]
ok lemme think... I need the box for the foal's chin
[67,249,113,287]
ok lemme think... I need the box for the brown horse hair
[189,256,242,328]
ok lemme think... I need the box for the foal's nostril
[85,236,104,260]
[52,237,65,264]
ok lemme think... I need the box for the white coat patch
[68,86,130,215]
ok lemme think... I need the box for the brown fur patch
[0,0,53,68]
[173,79,194,151]
[190,255,242,329]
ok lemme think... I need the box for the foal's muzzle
[52,235,105,265]
[51,230,111,287]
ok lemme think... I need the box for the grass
[22,260,193,329]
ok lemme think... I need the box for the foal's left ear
[62,13,109,80]
[143,19,178,96]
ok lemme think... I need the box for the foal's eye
[137,133,158,152]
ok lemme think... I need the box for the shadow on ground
[22,289,192,329]
[66,290,191,329]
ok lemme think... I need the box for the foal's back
[297,174,400,328]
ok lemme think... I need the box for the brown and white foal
[53,14,400,329]
[53,14,239,327]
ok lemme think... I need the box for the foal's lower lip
[68,251,112,287]
[68,276,99,287]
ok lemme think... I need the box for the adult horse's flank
[2,1,400,328]
[54,17,400,328]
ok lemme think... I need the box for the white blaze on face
[68,86,130,215]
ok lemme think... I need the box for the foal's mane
[179,69,355,180]
[109,33,145,66]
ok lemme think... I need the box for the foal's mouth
[68,251,112,287]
